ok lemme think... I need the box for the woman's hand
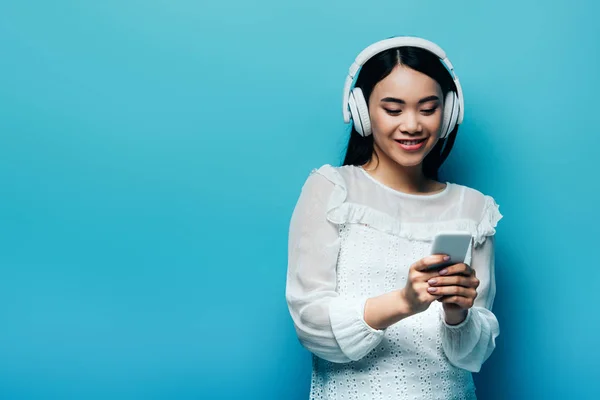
[364,257,477,330]
[399,254,452,315]
[425,262,480,323]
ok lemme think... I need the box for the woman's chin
[376,143,432,169]
[391,156,425,168]
[388,149,426,167]
[389,146,436,167]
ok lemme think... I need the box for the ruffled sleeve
[285,165,386,363]
[474,195,503,248]
[439,195,503,372]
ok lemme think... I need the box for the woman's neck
[362,148,441,195]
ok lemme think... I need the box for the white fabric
[285,164,502,400]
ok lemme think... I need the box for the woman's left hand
[425,262,480,310]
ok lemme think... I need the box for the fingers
[418,285,444,302]
[424,291,444,304]
[413,255,450,272]
[408,257,479,313]
[427,275,480,289]
[438,295,475,309]
[438,263,476,277]
[427,285,478,301]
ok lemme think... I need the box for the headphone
[342,36,465,139]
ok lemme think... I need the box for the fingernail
[428,287,437,292]
[439,269,448,275]
[428,279,437,285]
[443,256,450,261]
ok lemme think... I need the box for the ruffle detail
[312,164,501,248]
[330,202,482,243]
[474,196,503,247]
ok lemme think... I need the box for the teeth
[398,139,425,145]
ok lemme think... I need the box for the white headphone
[342,36,464,139]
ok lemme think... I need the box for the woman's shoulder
[306,163,358,187]
[449,182,503,244]
[450,182,500,211]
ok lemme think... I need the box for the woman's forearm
[363,290,414,330]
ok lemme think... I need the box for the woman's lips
[394,138,427,151]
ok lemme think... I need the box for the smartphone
[426,231,473,270]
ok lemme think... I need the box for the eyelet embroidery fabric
[286,164,502,400]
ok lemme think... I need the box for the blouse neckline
[357,166,451,199]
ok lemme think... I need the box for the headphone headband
[342,36,464,127]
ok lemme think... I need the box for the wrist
[396,289,415,319]
[443,307,468,325]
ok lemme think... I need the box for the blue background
[1,1,599,399]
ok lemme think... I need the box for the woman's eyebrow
[380,95,440,104]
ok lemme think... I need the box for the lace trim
[312,164,502,247]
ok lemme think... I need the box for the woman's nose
[399,111,422,134]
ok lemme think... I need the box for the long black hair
[341,46,459,181]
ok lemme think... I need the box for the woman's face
[367,64,444,169]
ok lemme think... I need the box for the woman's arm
[285,170,388,363]
[438,235,500,373]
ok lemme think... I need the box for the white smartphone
[426,231,473,270]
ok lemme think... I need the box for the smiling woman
[285,36,502,400]
[344,43,460,187]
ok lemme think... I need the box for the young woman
[285,36,503,399]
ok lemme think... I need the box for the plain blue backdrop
[1,1,599,399]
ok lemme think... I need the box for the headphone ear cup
[348,91,365,136]
[440,91,458,139]
[351,87,372,137]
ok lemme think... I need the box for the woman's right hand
[399,254,450,315]
[363,254,453,330]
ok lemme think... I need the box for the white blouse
[285,164,503,400]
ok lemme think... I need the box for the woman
[285,36,502,399]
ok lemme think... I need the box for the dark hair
[341,46,459,180]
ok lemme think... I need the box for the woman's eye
[384,107,438,116]
[384,109,401,115]
[421,107,438,115]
